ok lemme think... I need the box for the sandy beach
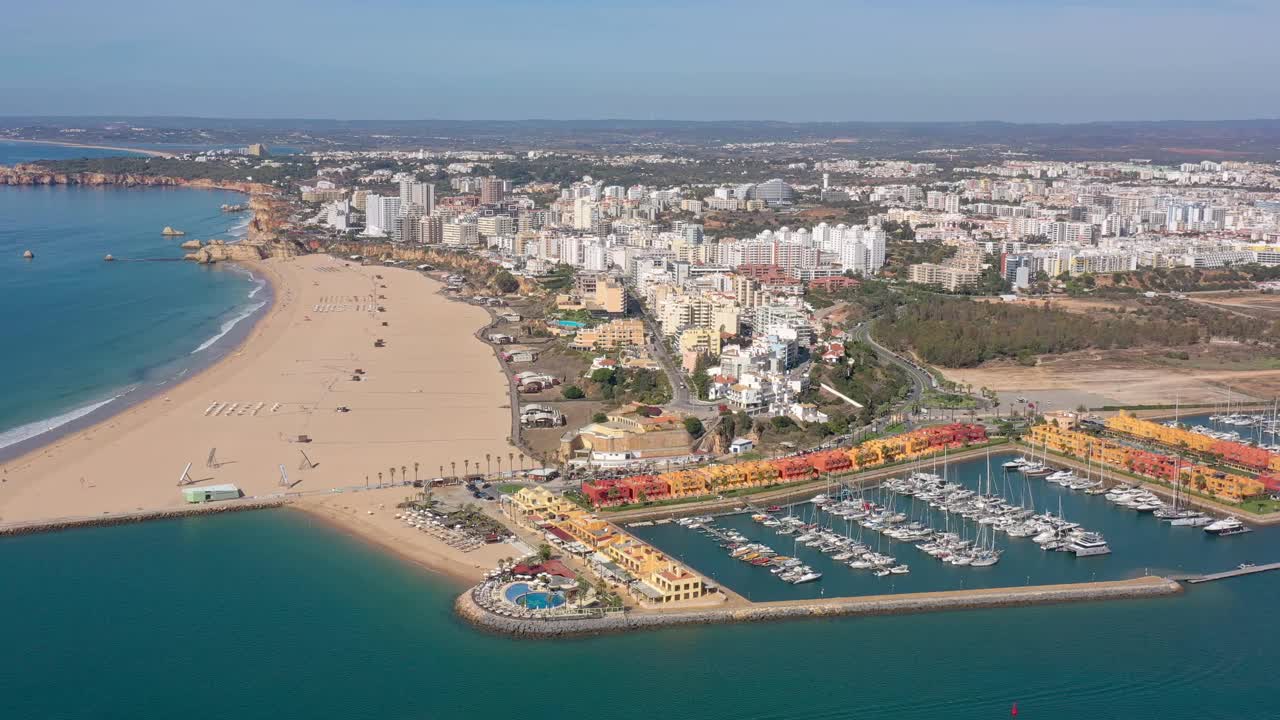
[0,254,529,578]
[1,137,175,158]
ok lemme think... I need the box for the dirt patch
[942,347,1280,409]
[521,399,609,460]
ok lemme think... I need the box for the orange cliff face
[0,163,274,195]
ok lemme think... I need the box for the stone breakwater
[455,576,1181,638]
[0,500,286,538]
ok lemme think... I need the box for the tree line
[874,298,1205,367]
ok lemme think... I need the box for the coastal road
[852,322,932,405]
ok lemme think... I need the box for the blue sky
[3,0,1277,121]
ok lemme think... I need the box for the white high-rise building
[363,194,401,237]
[442,221,479,246]
[399,180,435,215]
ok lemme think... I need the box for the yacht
[1067,532,1111,557]
[1002,457,1028,470]
[1170,513,1212,527]
[1205,517,1250,536]
[790,571,823,584]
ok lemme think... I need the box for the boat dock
[1174,562,1280,584]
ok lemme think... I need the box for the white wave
[247,274,266,300]
[228,215,251,238]
[0,389,134,451]
[191,301,267,354]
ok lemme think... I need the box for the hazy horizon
[4,0,1278,122]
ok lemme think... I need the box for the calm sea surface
[0,508,1275,720]
[0,184,263,457]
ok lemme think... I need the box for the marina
[630,451,1269,602]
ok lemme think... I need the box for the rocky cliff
[0,164,269,195]
[0,164,305,262]
[185,240,269,264]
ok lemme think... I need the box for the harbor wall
[455,576,1181,638]
[0,500,286,538]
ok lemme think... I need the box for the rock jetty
[0,499,286,539]
[455,576,1181,638]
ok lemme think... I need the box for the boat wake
[191,301,266,354]
[0,389,135,451]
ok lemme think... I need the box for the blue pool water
[504,582,566,609]
[557,320,586,328]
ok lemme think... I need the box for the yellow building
[557,274,628,315]
[557,510,616,549]
[559,405,693,461]
[601,536,708,605]
[648,563,705,603]
[1105,412,1215,453]
[569,318,645,350]
[503,486,576,526]
[678,327,722,356]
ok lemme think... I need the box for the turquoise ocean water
[0,508,1275,720]
[0,178,264,458]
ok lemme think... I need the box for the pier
[456,576,1183,638]
[1173,562,1280,584]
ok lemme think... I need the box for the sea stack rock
[23,249,34,259]
[179,239,202,250]
[161,226,186,236]
[104,254,115,262]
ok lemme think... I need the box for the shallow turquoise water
[0,186,261,453]
[0,509,1274,719]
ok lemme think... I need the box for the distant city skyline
[4,0,1279,122]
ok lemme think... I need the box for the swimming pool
[556,320,586,328]
[503,582,566,610]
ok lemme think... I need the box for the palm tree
[377,471,383,487]
[496,456,503,478]
[401,465,407,485]
[450,461,456,479]
[464,459,470,478]
[486,453,492,478]
[508,451,515,475]
[413,462,419,482]
[389,467,396,485]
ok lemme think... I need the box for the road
[635,302,718,416]
[851,321,932,405]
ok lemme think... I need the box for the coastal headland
[0,137,175,158]
[0,254,530,583]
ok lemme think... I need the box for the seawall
[455,575,1181,638]
[0,500,286,538]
